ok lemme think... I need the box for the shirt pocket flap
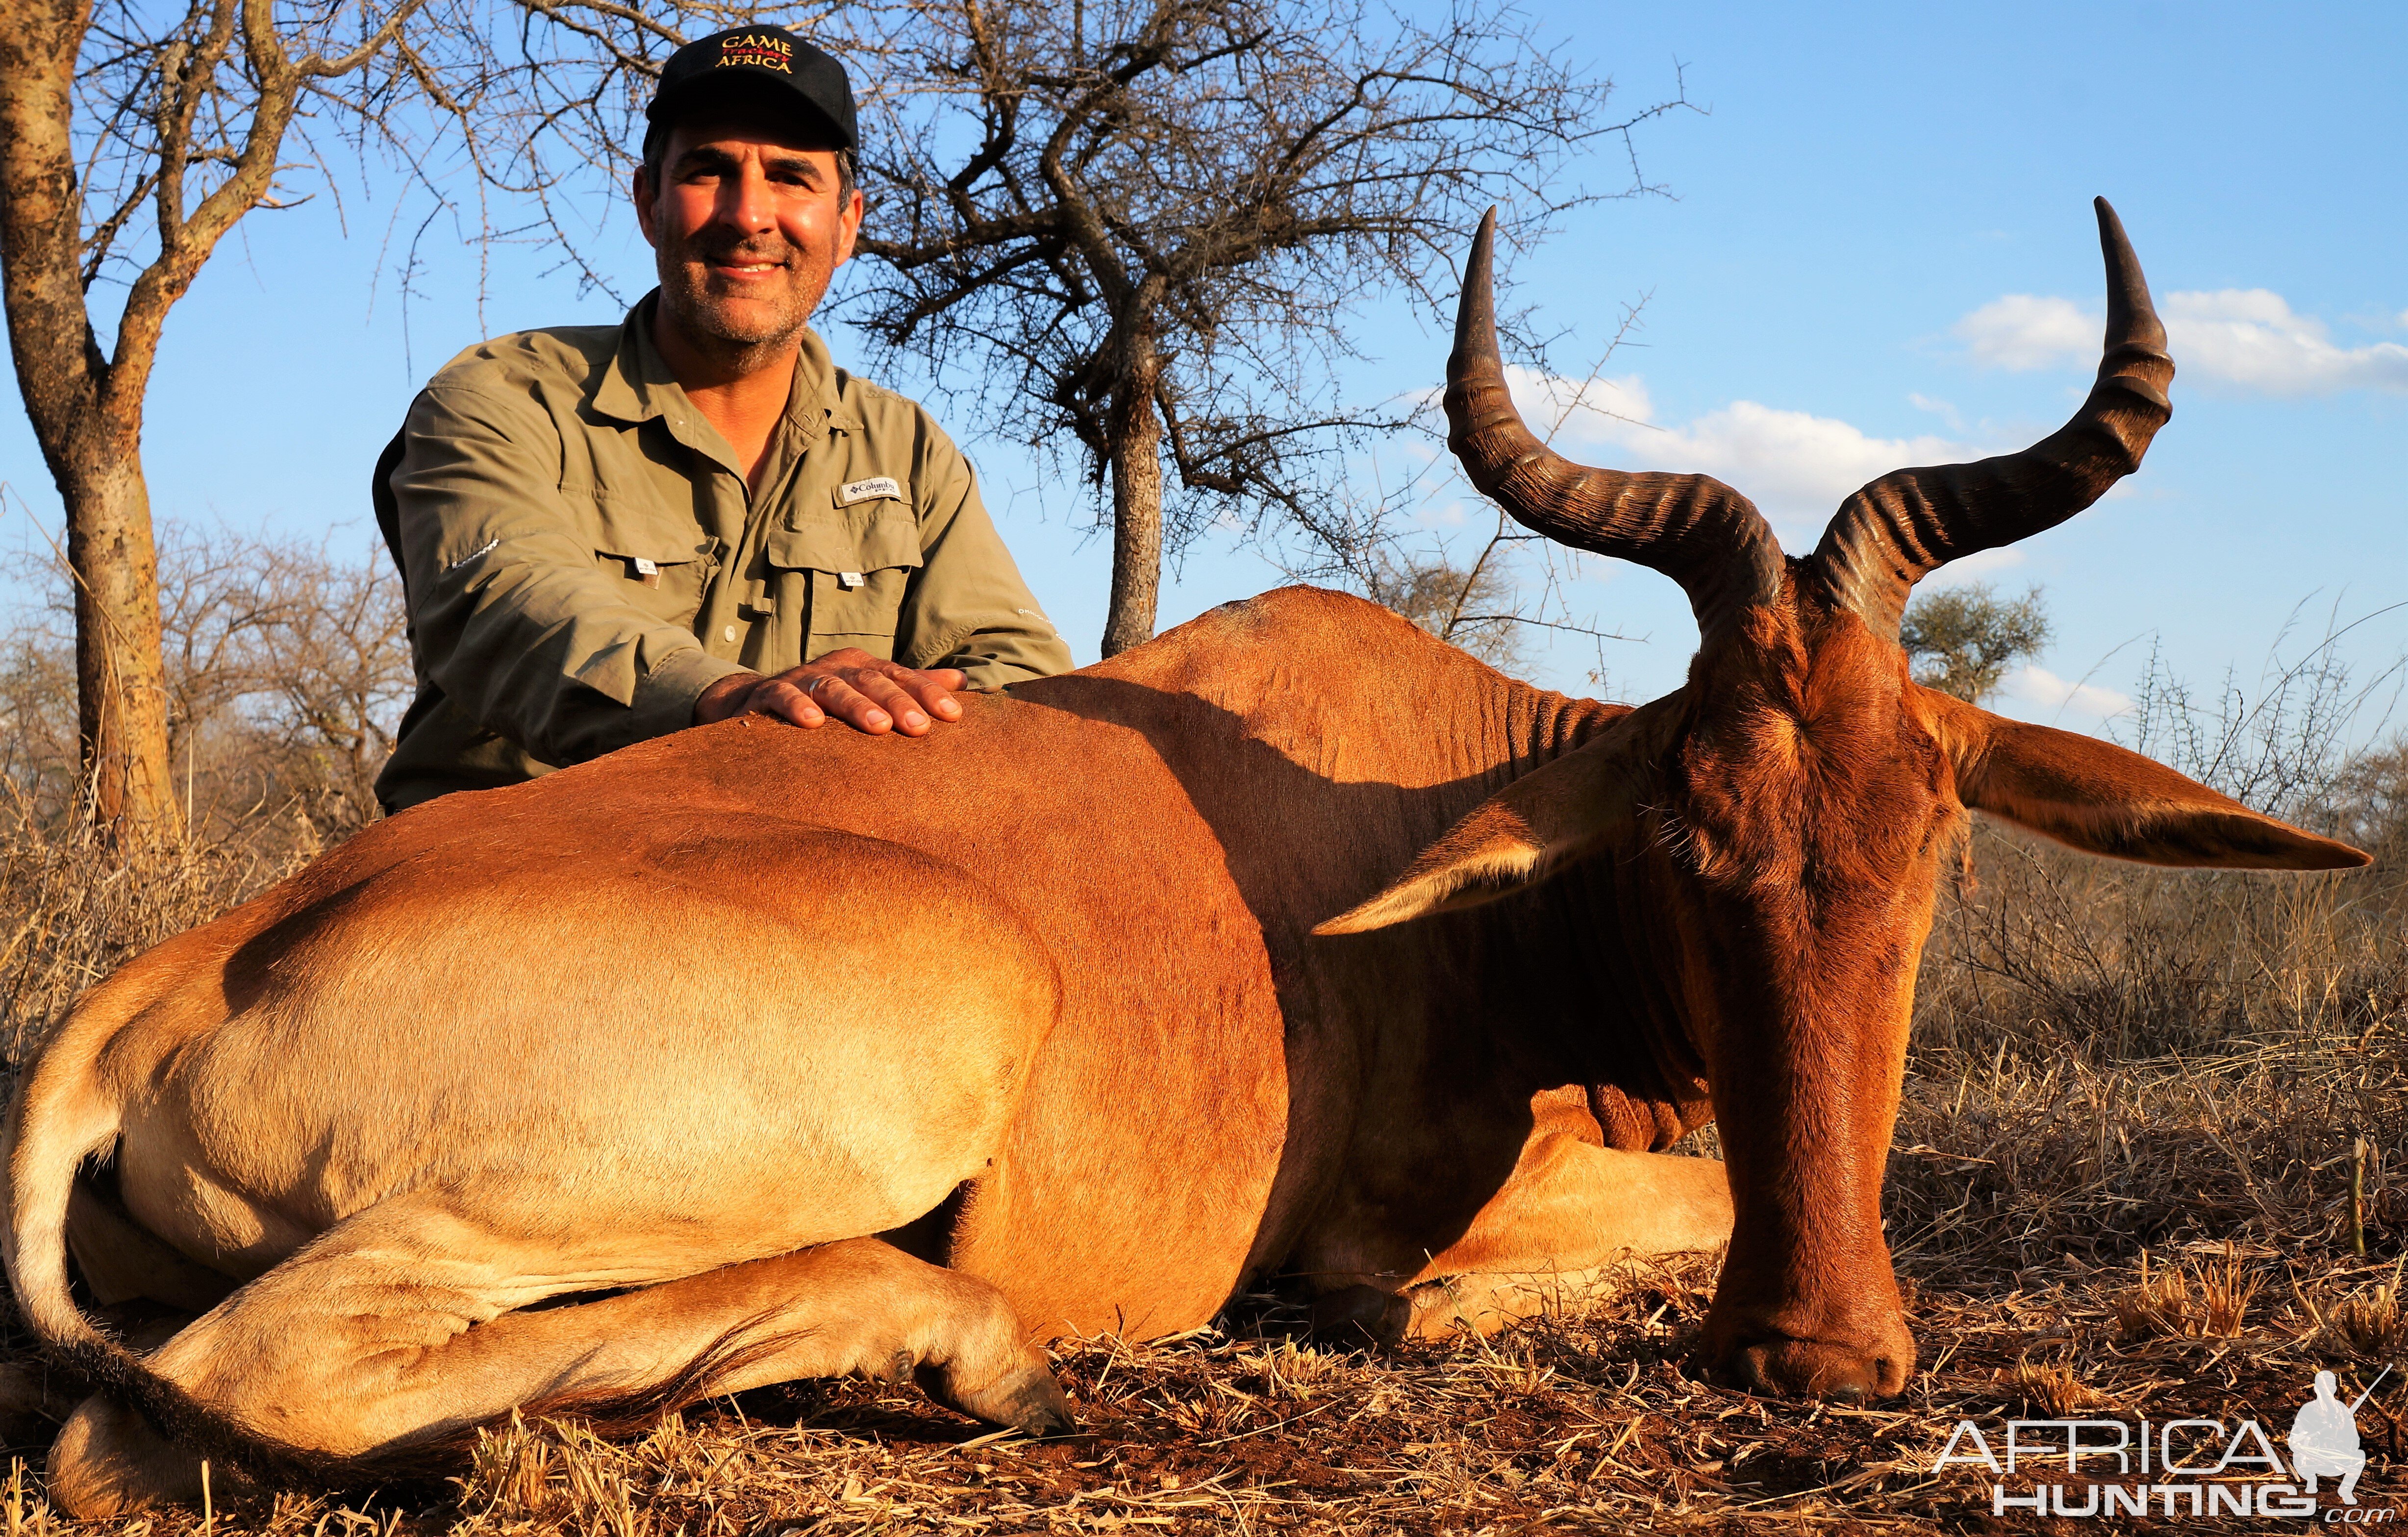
[571,489,710,565]
[768,515,926,574]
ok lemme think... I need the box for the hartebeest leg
[1316,1133,1731,1343]
[46,1222,1068,1517]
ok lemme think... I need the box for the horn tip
[2093,195,2127,243]
[1453,208,1503,369]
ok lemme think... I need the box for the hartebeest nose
[1706,1324,1916,1401]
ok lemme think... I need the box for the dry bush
[2107,1245,2260,1340]
[1,522,410,845]
[2001,1357,2103,1416]
[2297,1270,2408,1365]
[1891,629,2408,1302]
[0,812,310,1064]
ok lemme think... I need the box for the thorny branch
[834,0,1697,572]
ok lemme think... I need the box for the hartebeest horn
[1810,198,2176,637]
[1446,209,1785,646]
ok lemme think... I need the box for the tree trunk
[0,0,179,841]
[1100,339,1165,658]
[63,440,177,834]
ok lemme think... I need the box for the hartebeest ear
[1313,702,1669,935]
[1929,692,2370,870]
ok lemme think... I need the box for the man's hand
[693,649,968,736]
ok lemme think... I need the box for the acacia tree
[1901,582,2052,704]
[839,0,1679,655]
[0,0,810,842]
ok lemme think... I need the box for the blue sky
[4,0,2402,742]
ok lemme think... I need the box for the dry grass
[5,1259,2407,1535]
[0,750,2403,1532]
[2106,1247,2259,1342]
[2298,1270,2408,1365]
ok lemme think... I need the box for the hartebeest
[3,199,2367,1515]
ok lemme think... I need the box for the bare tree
[838,0,1683,655]
[0,0,818,842]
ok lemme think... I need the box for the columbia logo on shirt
[837,476,904,507]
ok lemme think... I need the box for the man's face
[634,106,863,359]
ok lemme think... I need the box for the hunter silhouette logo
[2292,1367,2386,1505]
[716,33,793,73]
[1933,1367,2394,1519]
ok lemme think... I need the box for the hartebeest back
[2,199,2366,1515]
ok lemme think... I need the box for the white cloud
[2002,664,2132,725]
[2162,289,2408,394]
[1953,288,2408,394]
[1908,392,1964,430]
[1495,365,1982,537]
[1954,295,2098,372]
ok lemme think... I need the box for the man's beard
[655,230,828,371]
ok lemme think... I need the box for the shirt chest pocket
[768,513,924,659]
[570,488,716,628]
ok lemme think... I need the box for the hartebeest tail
[1,978,277,1475]
[3,992,127,1356]
[1,974,363,1484]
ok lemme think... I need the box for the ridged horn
[1811,197,2175,636]
[1445,208,1785,646]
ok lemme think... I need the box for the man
[372,25,1072,813]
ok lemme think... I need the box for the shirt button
[722,625,737,643]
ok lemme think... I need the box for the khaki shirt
[374,294,1073,811]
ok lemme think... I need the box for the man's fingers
[904,667,967,719]
[851,670,933,734]
[856,661,963,722]
[808,674,894,734]
[728,662,969,737]
[747,676,827,728]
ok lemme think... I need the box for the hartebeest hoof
[920,1359,1074,1437]
[45,1392,211,1519]
[913,1351,1075,1438]
[994,1367,1077,1437]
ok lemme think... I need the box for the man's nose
[713,163,778,236]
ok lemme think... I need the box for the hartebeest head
[1325,201,2369,1398]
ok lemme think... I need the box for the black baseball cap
[645,26,857,157]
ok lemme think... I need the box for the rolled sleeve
[393,386,745,765]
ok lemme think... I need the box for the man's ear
[1314,701,1667,935]
[1928,690,2370,870]
[834,185,864,268]
[633,165,662,248]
